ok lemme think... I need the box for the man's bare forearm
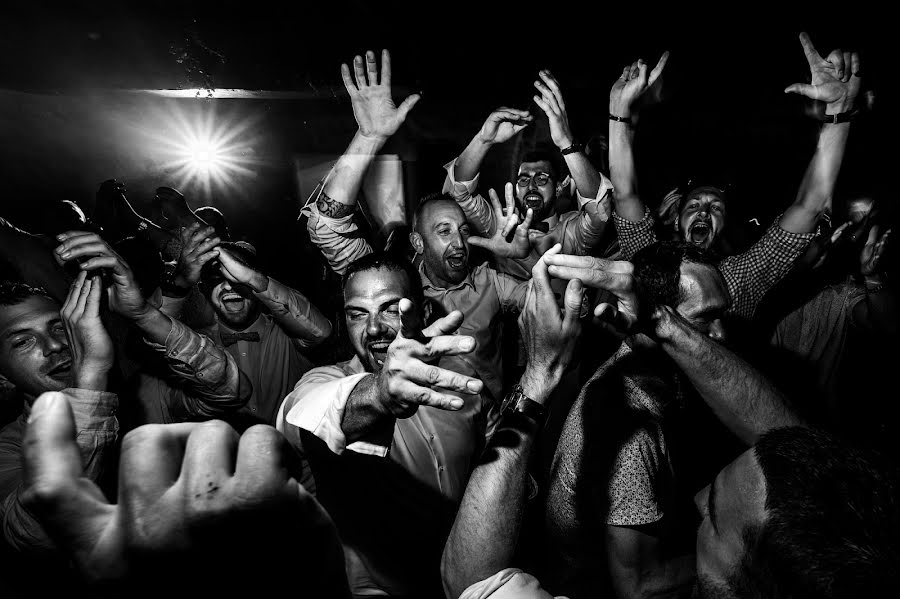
[341,374,395,447]
[609,121,645,222]
[781,121,851,234]
[564,151,602,201]
[320,131,386,211]
[454,137,492,185]
[659,318,803,445]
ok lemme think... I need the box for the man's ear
[409,232,424,255]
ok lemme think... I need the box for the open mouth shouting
[368,339,392,368]
[523,192,544,211]
[219,291,248,312]
[689,220,712,245]
[45,356,72,383]
[445,249,467,271]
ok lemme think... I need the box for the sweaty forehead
[518,160,553,176]
[343,268,411,308]
[677,262,728,315]
[0,296,60,338]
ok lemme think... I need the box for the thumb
[398,94,421,119]
[637,60,649,86]
[562,278,584,329]
[399,298,423,339]
[784,83,818,99]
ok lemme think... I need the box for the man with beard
[277,251,490,597]
[158,240,332,427]
[608,33,862,321]
[443,250,899,599]
[442,69,614,281]
[305,49,530,403]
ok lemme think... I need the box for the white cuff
[280,373,390,457]
[442,157,480,195]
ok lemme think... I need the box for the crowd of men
[0,31,897,598]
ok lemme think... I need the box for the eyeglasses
[516,173,552,187]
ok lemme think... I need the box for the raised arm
[780,33,861,234]
[447,108,533,235]
[608,53,669,223]
[54,232,251,412]
[441,246,583,598]
[533,70,604,201]
[307,49,420,274]
[216,247,331,348]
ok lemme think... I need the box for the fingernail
[60,251,70,259]
[467,380,482,393]
[28,392,60,423]
[450,399,464,409]
[56,234,65,241]
[462,338,476,351]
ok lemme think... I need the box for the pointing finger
[798,32,821,67]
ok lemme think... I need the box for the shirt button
[241,352,246,357]
[430,434,435,442]
[439,466,445,472]
[251,407,257,412]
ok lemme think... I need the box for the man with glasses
[443,70,614,281]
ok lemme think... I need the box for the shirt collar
[418,261,476,293]
[542,212,560,229]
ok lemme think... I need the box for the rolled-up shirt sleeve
[442,157,494,235]
[278,366,388,457]
[612,207,659,260]
[1,388,118,555]
[146,318,251,417]
[257,277,332,349]
[302,184,373,277]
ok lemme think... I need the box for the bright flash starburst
[134,99,265,197]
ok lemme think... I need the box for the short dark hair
[631,241,718,320]
[519,147,565,181]
[342,252,424,308]
[729,427,900,598]
[0,281,54,307]
[411,193,458,232]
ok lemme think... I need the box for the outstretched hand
[609,52,669,117]
[785,32,861,113]
[860,225,891,277]
[468,183,534,259]
[341,49,421,141]
[375,300,483,419]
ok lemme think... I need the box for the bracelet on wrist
[560,142,584,156]
[609,113,632,126]
[821,108,859,124]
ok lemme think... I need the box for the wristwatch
[500,383,546,426]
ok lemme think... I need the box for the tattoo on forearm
[317,192,356,218]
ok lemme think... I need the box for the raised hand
[22,393,347,592]
[609,52,669,118]
[477,107,533,145]
[544,252,639,336]
[217,247,268,293]
[785,32,861,113]
[375,300,483,419]
[176,222,221,287]
[341,49,421,141]
[860,225,891,276]
[60,271,114,391]
[533,70,574,149]
[55,231,149,321]
[468,183,534,258]
[518,244,583,396]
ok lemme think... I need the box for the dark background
[0,1,892,289]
